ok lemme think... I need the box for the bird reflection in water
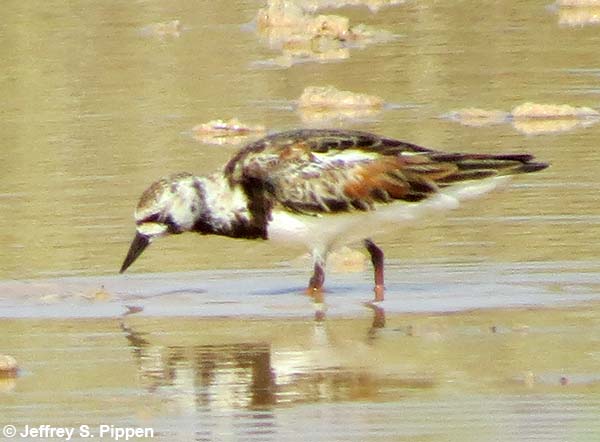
[118,302,431,415]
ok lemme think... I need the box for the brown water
[2,306,600,441]
[1,0,600,440]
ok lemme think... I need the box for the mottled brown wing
[223,129,433,184]
[223,129,548,217]
[223,129,436,218]
[265,154,461,213]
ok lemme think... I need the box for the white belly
[266,176,511,251]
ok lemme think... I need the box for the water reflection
[2,305,599,441]
[122,319,275,408]
[140,20,184,39]
[119,303,432,413]
[364,302,385,340]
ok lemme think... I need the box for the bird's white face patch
[137,222,168,238]
[167,181,202,230]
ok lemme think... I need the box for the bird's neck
[195,174,266,239]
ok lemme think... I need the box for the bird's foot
[373,284,385,303]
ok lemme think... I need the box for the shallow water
[1,0,600,279]
[2,305,600,441]
[1,0,600,441]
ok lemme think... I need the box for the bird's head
[120,172,204,273]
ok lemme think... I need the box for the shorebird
[120,129,548,302]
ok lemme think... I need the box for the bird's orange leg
[306,255,326,321]
[364,239,385,302]
[306,261,325,299]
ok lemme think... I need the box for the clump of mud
[444,102,600,134]
[554,0,600,27]
[0,355,18,378]
[255,0,395,66]
[297,85,385,122]
[192,119,266,145]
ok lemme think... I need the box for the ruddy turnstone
[120,129,548,302]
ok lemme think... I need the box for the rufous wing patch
[343,156,462,205]
[344,157,410,202]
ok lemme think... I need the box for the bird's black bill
[120,232,150,273]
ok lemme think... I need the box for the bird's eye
[137,213,161,225]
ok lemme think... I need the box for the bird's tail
[428,152,549,185]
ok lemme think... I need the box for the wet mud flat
[0,260,599,319]
[1,262,600,441]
